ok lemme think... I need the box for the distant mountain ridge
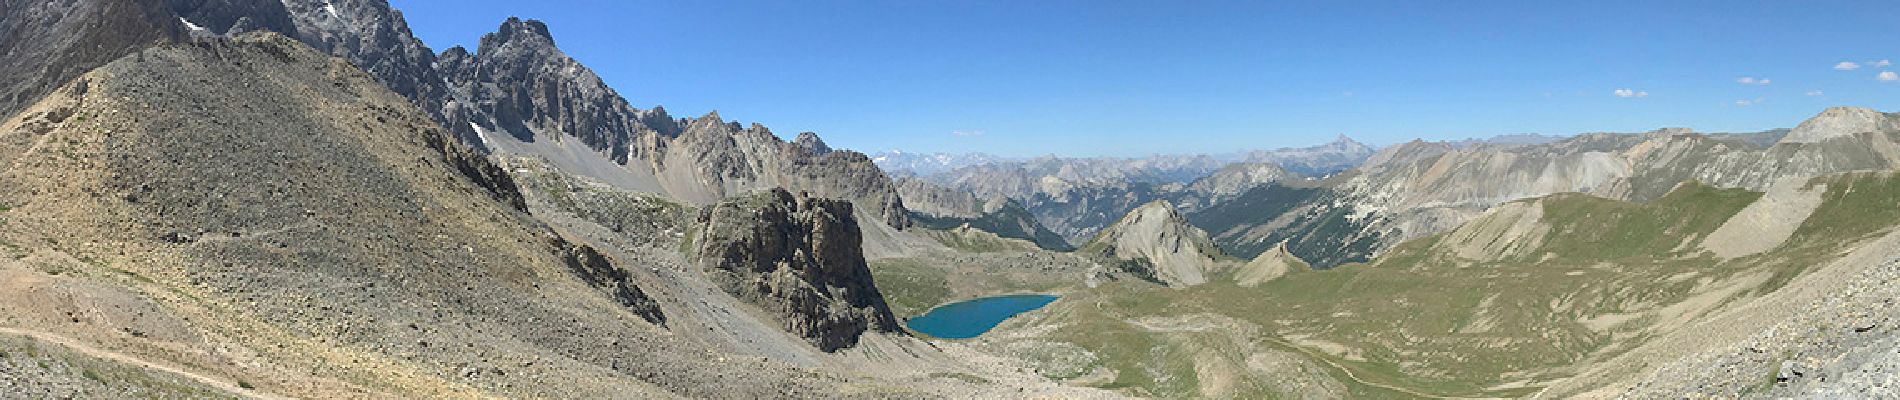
[1193,110,1900,268]
[895,136,1372,245]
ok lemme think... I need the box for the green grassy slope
[959,173,1900,398]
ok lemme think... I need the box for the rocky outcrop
[556,239,665,325]
[692,189,902,352]
[1082,200,1235,287]
[1234,241,1305,287]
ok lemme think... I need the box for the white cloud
[951,130,986,137]
[1734,97,1766,107]
[1877,59,1894,68]
[1736,77,1771,85]
[1613,88,1649,98]
[1836,61,1863,70]
[1806,90,1825,96]
[1882,71,1899,82]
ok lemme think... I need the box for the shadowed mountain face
[0,0,183,119]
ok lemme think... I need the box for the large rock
[692,189,902,352]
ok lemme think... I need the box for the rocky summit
[6,1,1900,399]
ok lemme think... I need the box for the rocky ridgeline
[3,0,912,230]
[692,189,903,352]
[435,18,909,228]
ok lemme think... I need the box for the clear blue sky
[390,0,1900,157]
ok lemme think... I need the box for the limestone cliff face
[692,189,902,352]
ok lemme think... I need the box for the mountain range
[3,1,1899,399]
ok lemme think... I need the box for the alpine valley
[1,1,1897,399]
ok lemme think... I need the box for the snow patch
[179,17,208,32]
[469,122,492,146]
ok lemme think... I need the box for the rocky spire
[794,132,832,155]
[480,17,557,53]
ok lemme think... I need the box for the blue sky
[391,0,1900,157]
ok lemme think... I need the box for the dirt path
[0,327,284,399]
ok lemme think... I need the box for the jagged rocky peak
[482,16,557,51]
[441,15,652,153]
[166,0,300,36]
[794,132,832,155]
[278,0,447,114]
[1782,106,1900,144]
[692,189,903,351]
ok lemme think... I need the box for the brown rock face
[693,189,902,352]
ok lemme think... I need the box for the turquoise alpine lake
[905,294,1059,339]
